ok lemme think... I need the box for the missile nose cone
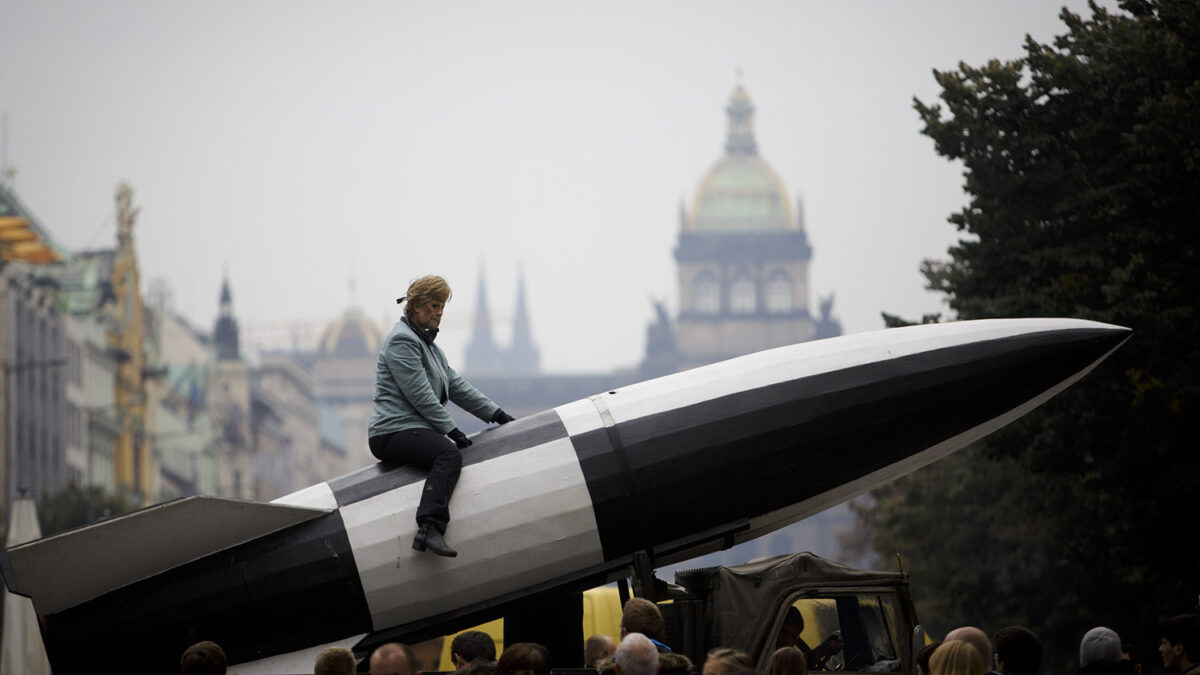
[1102,322,1133,343]
[1027,318,1131,368]
[571,317,1133,563]
[1095,322,1133,354]
[1081,320,1132,339]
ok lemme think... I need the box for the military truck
[649,553,924,674]
[431,552,922,675]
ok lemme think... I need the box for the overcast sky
[0,1,1103,373]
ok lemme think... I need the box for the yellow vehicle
[432,586,624,671]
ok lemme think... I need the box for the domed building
[672,83,828,369]
[311,304,383,468]
[317,306,381,361]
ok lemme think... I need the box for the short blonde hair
[704,648,753,675]
[315,646,356,675]
[402,275,452,320]
[929,640,985,675]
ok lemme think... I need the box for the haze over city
[0,0,1103,372]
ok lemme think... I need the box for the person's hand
[822,634,843,655]
[811,634,844,667]
[491,408,516,424]
[448,428,472,449]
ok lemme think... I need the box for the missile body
[0,319,1130,674]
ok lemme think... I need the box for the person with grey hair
[615,633,661,675]
[1078,627,1135,675]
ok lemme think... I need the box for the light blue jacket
[368,318,499,437]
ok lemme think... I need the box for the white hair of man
[614,633,660,675]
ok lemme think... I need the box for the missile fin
[0,495,329,614]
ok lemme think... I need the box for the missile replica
[1,318,1129,674]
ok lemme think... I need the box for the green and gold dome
[688,85,795,233]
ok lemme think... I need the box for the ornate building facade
[673,84,836,369]
[310,302,383,470]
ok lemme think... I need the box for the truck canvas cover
[674,552,909,658]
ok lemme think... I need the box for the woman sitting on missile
[367,274,516,558]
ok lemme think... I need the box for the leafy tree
[857,1,1200,671]
[37,483,134,537]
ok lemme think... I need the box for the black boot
[412,524,457,557]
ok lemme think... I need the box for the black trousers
[369,428,462,534]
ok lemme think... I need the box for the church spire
[215,270,240,360]
[463,262,503,375]
[347,273,360,310]
[724,81,758,157]
[506,264,540,375]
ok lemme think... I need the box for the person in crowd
[1159,615,1200,675]
[370,642,419,675]
[180,640,227,675]
[929,640,985,675]
[615,633,662,675]
[368,274,515,558]
[1121,643,1143,675]
[767,646,808,675]
[622,598,672,652]
[496,642,552,675]
[991,626,1042,675]
[180,638,226,672]
[775,606,842,669]
[658,651,696,675]
[1078,627,1136,675]
[315,646,357,675]
[944,628,992,672]
[703,648,753,675]
[452,631,498,671]
[463,659,498,675]
[587,634,618,668]
[917,642,944,675]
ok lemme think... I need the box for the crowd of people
[176,607,1199,675]
[909,619,1200,675]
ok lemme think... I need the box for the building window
[731,275,756,314]
[766,273,792,313]
[695,275,720,314]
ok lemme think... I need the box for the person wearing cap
[368,274,516,557]
[1078,627,1135,675]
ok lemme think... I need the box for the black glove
[448,428,472,449]
[491,408,516,425]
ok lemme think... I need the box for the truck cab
[658,553,923,674]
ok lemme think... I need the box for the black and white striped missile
[0,318,1130,674]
